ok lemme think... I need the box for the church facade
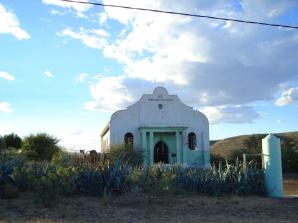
[101,87,210,167]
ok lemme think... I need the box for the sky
[0,0,298,151]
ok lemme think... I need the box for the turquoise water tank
[262,134,283,197]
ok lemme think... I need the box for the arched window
[188,132,196,150]
[124,132,133,147]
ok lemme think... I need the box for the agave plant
[0,155,24,186]
[102,157,129,195]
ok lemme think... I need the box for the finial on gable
[153,86,168,96]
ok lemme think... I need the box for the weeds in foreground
[0,152,265,206]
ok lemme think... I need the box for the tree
[4,133,22,149]
[243,134,263,154]
[0,135,6,153]
[21,133,60,161]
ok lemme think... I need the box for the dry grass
[0,191,298,223]
[211,135,249,158]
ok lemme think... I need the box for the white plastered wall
[103,87,209,155]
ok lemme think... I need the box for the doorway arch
[154,141,169,164]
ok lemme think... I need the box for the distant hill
[209,140,219,146]
[211,131,298,159]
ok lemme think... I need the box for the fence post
[218,161,222,174]
[243,153,247,179]
[262,133,283,197]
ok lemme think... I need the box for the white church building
[101,87,210,167]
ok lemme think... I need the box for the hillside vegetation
[211,131,298,159]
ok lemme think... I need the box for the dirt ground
[284,173,298,195]
[0,174,297,223]
[0,191,298,223]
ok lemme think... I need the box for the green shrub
[52,151,77,168]
[12,164,38,191]
[75,157,129,196]
[75,166,104,195]
[129,162,259,198]
[21,133,60,161]
[103,158,129,195]
[241,161,265,195]
[56,167,77,195]
[0,135,6,153]
[34,174,60,206]
[129,165,177,203]
[109,144,143,167]
[4,133,22,150]
[0,154,25,187]
[1,148,265,201]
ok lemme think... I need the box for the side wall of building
[101,129,110,153]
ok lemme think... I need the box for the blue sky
[1,0,298,151]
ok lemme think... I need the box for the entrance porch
[139,126,187,165]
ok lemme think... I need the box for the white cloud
[58,130,100,152]
[275,87,298,106]
[99,12,108,25]
[58,28,107,50]
[0,3,30,40]
[0,71,15,81]
[75,73,88,82]
[276,119,285,124]
[42,0,91,12]
[90,28,109,37]
[50,9,65,16]
[44,70,53,78]
[68,129,83,135]
[85,75,134,112]
[200,105,260,124]
[99,1,298,105]
[93,74,103,80]
[60,0,298,123]
[0,102,14,113]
